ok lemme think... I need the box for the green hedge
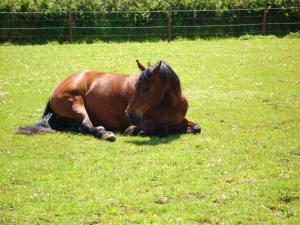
[0,0,299,43]
[1,0,300,13]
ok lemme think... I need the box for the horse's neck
[125,73,139,95]
[123,74,139,103]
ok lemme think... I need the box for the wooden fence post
[262,8,267,34]
[68,11,72,43]
[167,9,172,42]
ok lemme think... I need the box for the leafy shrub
[1,0,300,13]
[0,0,299,42]
[285,31,300,38]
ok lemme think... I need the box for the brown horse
[18,60,201,141]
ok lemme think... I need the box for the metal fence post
[68,11,73,43]
[167,9,172,42]
[262,8,267,34]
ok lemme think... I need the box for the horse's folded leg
[95,126,116,142]
[124,125,140,136]
[95,126,105,133]
[191,123,201,133]
[101,131,116,142]
[153,126,169,137]
[138,130,147,137]
[169,119,201,135]
[79,123,115,141]
[187,122,201,134]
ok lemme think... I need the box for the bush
[1,0,300,13]
[0,0,299,43]
[285,31,300,38]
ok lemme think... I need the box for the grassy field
[0,37,299,224]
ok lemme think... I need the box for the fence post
[167,9,172,42]
[68,11,73,43]
[262,8,267,34]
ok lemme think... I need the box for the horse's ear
[136,60,146,71]
[152,61,162,77]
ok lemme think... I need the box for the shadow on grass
[125,134,181,146]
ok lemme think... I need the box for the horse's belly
[84,94,129,131]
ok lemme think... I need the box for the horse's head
[125,60,165,125]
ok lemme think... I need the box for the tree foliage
[0,0,300,12]
[0,1,299,43]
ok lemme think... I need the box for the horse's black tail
[17,100,57,135]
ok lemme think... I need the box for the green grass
[0,37,299,225]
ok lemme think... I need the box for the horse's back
[50,70,133,130]
[52,70,104,96]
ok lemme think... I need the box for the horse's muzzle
[126,111,142,125]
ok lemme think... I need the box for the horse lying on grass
[17,60,201,141]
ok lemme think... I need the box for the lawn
[0,37,299,224]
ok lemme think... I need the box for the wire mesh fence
[0,7,299,43]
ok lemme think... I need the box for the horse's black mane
[138,61,181,93]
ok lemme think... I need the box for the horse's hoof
[95,126,105,132]
[187,124,201,134]
[124,125,139,136]
[138,130,147,137]
[192,124,201,134]
[102,131,116,142]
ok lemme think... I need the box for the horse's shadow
[125,134,180,146]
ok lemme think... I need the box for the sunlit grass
[0,37,299,224]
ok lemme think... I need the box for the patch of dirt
[279,193,299,203]
[293,151,300,156]
[225,179,234,183]
[186,192,207,200]
[213,199,223,204]
[155,196,168,204]
[194,220,219,225]
[268,206,283,212]
[0,186,5,193]
[87,221,102,225]
[0,204,14,211]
